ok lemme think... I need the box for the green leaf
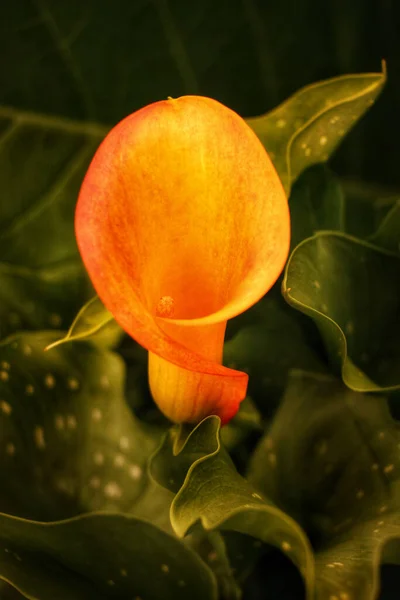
[0,262,89,341]
[283,231,400,392]
[0,331,162,521]
[0,110,104,269]
[369,198,400,255]
[45,295,123,351]
[0,511,217,600]
[249,370,400,600]
[0,110,102,334]
[220,396,262,453]
[184,530,242,600]
[224,294,327,412]
[289,164,345,249]
[150,417,315,599]
[247,64,386,192]
[341,179,398,240]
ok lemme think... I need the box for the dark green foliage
[1,3,400,598]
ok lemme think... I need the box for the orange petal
[75,96,290,424]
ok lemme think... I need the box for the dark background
[0,1,399,598]
[1,0,399,189]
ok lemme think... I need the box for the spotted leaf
[247,64,386,193]
[283,231,400,392]
[0,331,162,521]
[249,370,400,600]
[0,512,217,600]
[45,295,123,351]
[150,416,315,599]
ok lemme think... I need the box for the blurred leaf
[369,199,400,255]
[220,396,262,452]
[150,417,315,599]
[0,112,103,268]
[1,0,363,126]
[0,111,103,332]
[341,178,399,240]
[0,511,217,600]
[283,232,400,392]
[0,0,279,122]
[247,65,386,192]
[0,261,88,340]
[185,530,242,600]
[289,164,345,249]
[45,295,123,350]
[0,580,24,599]
[249,370,400,600]
[0,331,163,521]
[224,295,327,412]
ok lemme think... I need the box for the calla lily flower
[75,96,290,425]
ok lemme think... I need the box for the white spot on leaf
[44,374,56,389]
[92,408,102,422]
[114,454,125,468]
[67,378,79,391]
[94,452,104,466]
[6,443,15,456]
[55,415,65,430]
[34,426,46,449]
[1,400,12,415]
[67,415,77,429]
[119,436,129,450]
[104,481,122,499]
[89,476,101,489]
[129,464,142,480]
[100,375,110,389]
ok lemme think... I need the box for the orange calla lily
[75,96,290,425]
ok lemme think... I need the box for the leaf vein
[0,143,95,241]
[31,0,95,118]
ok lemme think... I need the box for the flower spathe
[75,96,290,425]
